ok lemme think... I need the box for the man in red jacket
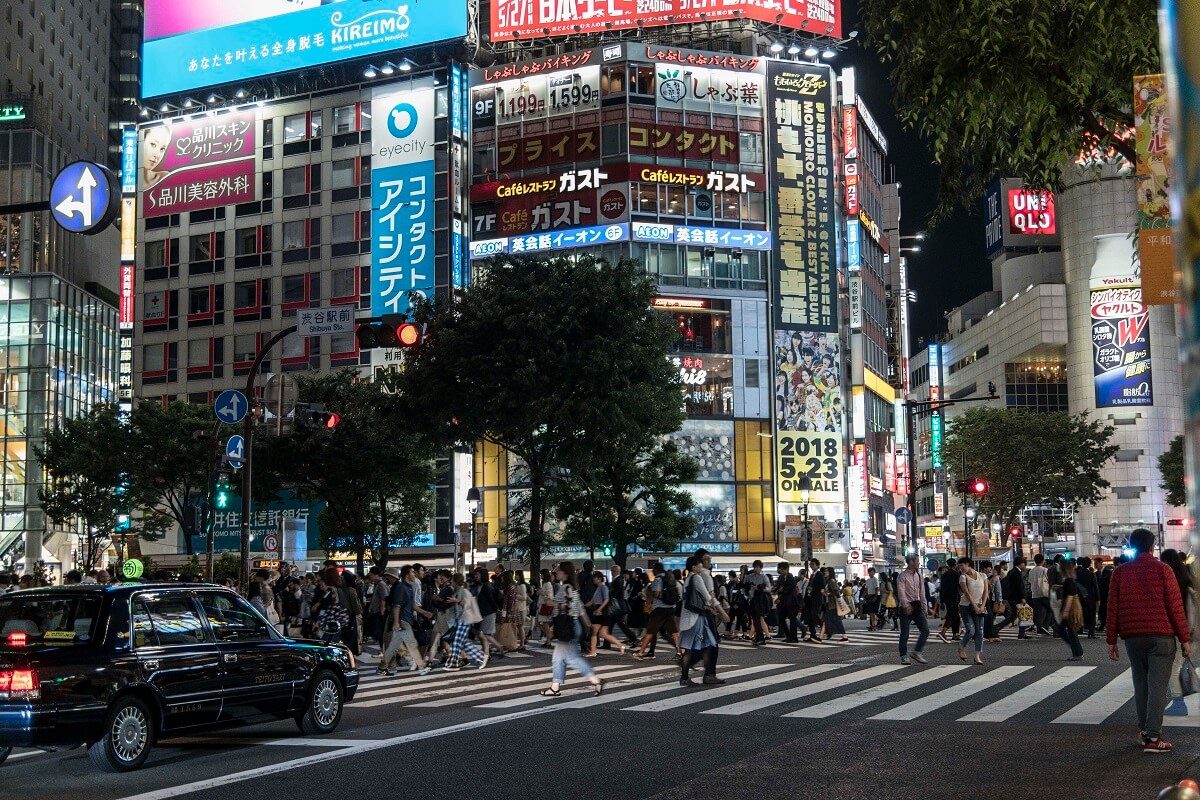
[1107,528,1192,754]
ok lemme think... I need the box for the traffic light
[968,477,988,496]
[214,470,233,509]
[296,403,341,430]
[355,316,422,350]
[1008,525,1022,539]
[601,543,615,558]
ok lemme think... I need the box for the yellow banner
[1134,74,1176,305]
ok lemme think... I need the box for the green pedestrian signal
[214,471,233,509]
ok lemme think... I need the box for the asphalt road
[1,621,1195,800]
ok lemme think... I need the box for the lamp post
[965,506,977,560]
[798,474,814,565]
[466,487,481,572]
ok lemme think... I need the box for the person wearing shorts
[636,562,681,660]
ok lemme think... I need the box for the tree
[255,371,436,573]
[862,0,1159,219]
[127,401,225,557]
[403,254,683,575]
[35,406,134,569]
[942,408,1118,544]
[551,440,697,568]
[1159,434,1186,507]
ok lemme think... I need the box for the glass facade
[0,274,118,561]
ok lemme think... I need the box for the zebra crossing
[346,656,1193,727]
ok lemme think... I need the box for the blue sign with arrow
[226,435,246,470]
[894,507,913,525]
[214,389,249,425]
[49,161,119,235]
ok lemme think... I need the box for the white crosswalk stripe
[959,666,1094,722]
[346,653,1146,728]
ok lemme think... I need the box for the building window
[333,105,356,134]
[331,158,355,189]
[188,338,209,367]
[309,110,323,139]
[145,239,166,267]
[143,344,165,372]
[283,220,307,250]
[282,166,307,196]
[1004,360,1067,412]
[739,132,764,167]
[189,233,212,262]
[235,227,259,255]
[233,334,257,362]
[330,331,356,354]
[331,213,355,243]
[331,267,356,299]
[188,287,210,315]
[281,332,305,359]
[282,275,306,304]
[234,280,258,309]
[283,113,307,143]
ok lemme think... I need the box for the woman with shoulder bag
[513,570,531,649]
[957,558,989,665]
[679,552,724,686]
[823,570,849,642]
[540,562,604,697]
[535,568,556,647]
[1054,560,1085,661]
[1163,550,1197,714]
[585,571,628,656]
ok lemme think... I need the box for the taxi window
[138,596,207,646]
[131,600,158,648]
[196,592,273,642]
[0,595,100,644]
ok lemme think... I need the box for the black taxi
[0,583,358,771]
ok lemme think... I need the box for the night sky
[839,1,993,348]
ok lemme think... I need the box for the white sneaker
[417,666,431,676]
[911,652,928,664]
[900,656,911,665]
[478,651,490,670]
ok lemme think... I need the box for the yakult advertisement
[1090,234,1153,407]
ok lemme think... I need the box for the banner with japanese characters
[371,85,437,317]
[766,62,836,332]
[773,328,844,504]
[1134,74,1177,305]
[1090,233,1153,407]
[139,110,257,218]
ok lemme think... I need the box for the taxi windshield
[0,594,102,644]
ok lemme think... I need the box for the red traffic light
[323,412,341,429]
[1008,525,1022,538]
[969,478,988,495]
[396,322,421,347]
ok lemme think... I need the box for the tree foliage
[403,254,685,574]
[1159,434,1186,508]
[255,371,436,573]
[35,406,136,569]
[942,408,1118,542]
[862,0,1160,220]
[128,401,224,556]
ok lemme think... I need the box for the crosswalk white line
[787,665,970,719]
[353,665,529,698]
[868,665,1029,721]
[958,666,1094,722]
[352,666,577,706]
[1052,669,1132,724]
[700,664,904,716]
[552,664,793,710]
[471,666,682,709]
[623,664,845,713]
[409,664,675,708]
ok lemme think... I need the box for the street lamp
[798,474,814,565]
[965,506,978,560]
[466,487,481,572]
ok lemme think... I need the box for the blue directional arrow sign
[49,161,119,235]
[894,507,913,525]
[214,389,249,425]
[226,435,246,470]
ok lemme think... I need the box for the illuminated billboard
[142,0,469,98]
[140,111,258,218]
[490,0,841,42]
[1090,233,1153,408]
[983,178,1059,256]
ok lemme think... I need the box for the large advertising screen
[490,0,841,42]
[371,85,437,317]
[1090,233,1153,407]
[766,61,836,333]
[140,111,258,218]
[142,0,469,98]
[774,329,844,504]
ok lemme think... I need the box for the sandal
[593,679,606,696]
[539,687,562,697]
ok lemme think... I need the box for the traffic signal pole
[238,324,297,591]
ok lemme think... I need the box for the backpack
[659,575,681,607]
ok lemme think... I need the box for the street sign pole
[238,325,297,590]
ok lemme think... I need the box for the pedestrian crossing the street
[346,657,1192,728]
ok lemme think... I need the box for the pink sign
[141,110,257,218]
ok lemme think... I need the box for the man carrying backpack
[635,560,682,660]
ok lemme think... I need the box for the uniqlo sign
[491,0,842,42]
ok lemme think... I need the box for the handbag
[835,596,851,618]
[495,620,519,651]
[992,600,1006,615]
[683,576,708,614]
[1066,598,1083,633]
[884,591,897,609]
[461,592,484,625]
[537,602,555,617]
[552,587,578,641]
[1181,657,1200,697]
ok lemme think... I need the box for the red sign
[491,0,841,42]
[629,123,738,162]
[1006,189,1056,235]
[645,47,762,72]
[140,110,257,218]
[119,262,135,328]
[842,106,858,160]
[599,189,626,220]
[479,50,598,82]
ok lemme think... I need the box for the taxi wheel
[297,669,343,735]
[0,746,11,765]
[89,696,154,772]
